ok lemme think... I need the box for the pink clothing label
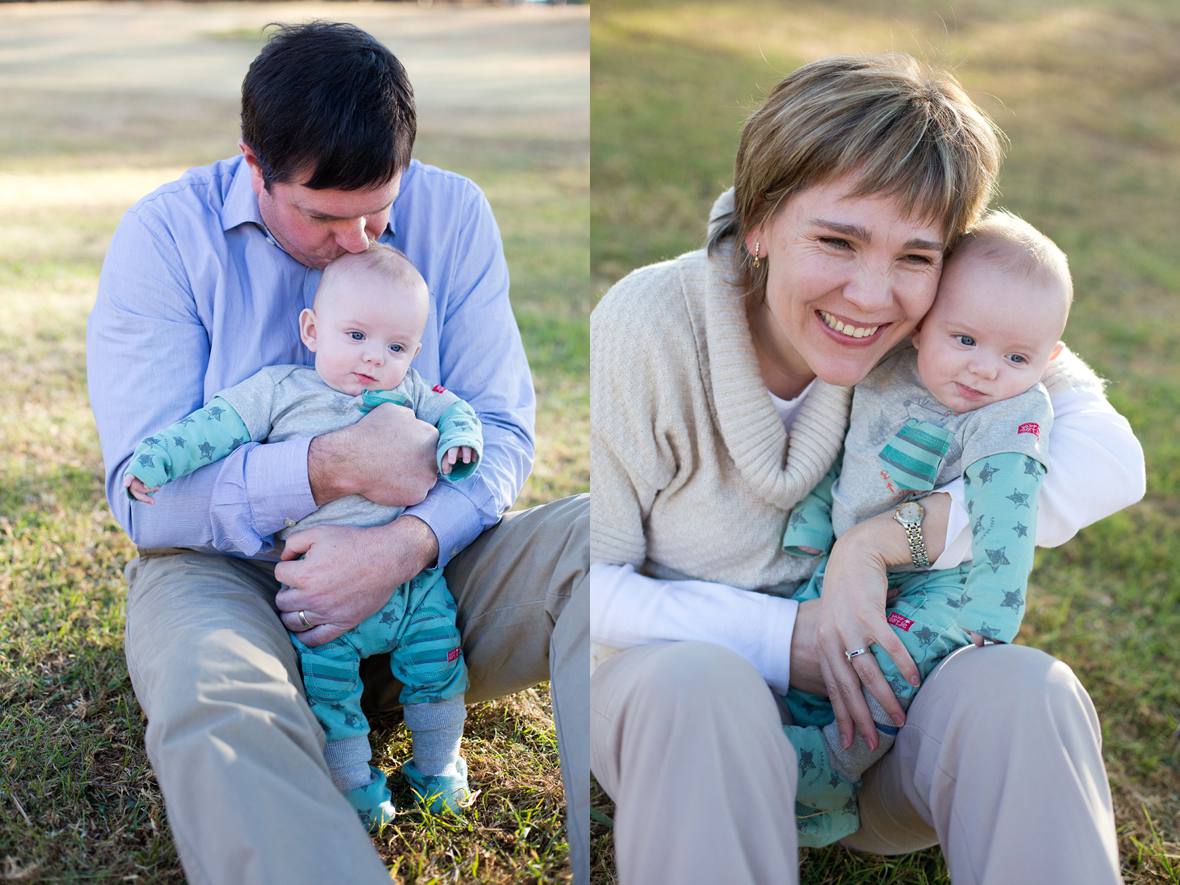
[1018,422,1040,437]
[433,384,447,394]
[447,647,461,662]
[888,611,914,631]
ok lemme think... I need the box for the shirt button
[284,518,296,528]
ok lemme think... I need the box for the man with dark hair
[87,22,587,884]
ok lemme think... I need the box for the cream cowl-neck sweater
[590,190,1104,596]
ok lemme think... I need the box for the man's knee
[139,627,314,758]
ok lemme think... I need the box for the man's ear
[1049,339,1064,360]
[239,140,266,196]
[299,308,319,352]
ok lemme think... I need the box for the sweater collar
[697,215,851,509]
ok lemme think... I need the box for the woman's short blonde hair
[708,53,1005,299]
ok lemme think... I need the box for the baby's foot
[343,765,397,832]
[402,756,471,814]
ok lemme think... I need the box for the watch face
[897,501,924,525]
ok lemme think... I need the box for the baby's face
[301,267,428,396]
[913,255,1066,413]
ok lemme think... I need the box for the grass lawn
[0,3,587,881]
[591,0,1178,881]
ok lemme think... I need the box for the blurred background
[0,2,586,880]
[591,0,1178,882]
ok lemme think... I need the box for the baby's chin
[323,373,405,396]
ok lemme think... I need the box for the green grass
[0,4,587,881]
[591,1,1179,881]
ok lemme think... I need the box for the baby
[123,244,482,830]
[780,210,1072,846]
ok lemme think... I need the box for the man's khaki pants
[124,494,588,885]
[591,641,1121,885]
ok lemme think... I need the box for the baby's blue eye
[954,334,976,346]
[1008,353,1028,365]
[349,331,364,341]
[389,344,404,354]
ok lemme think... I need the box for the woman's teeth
[819,310,880,339]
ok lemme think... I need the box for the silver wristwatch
[893,500,929,568]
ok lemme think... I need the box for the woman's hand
[812,532,920,750]
[806,492,951,748]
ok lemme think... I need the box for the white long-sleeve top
[590,381,1145,694]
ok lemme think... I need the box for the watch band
[901,521,930,568]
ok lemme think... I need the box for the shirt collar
[220,156,265,233]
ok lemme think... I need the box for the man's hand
[274,515,440,646]
[307,402,439,507]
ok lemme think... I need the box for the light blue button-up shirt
[87,155,535,566]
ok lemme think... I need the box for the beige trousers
[124,493,588,885]
[591,640,1120,885]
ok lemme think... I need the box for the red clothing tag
[887,612,914,632]
[447,647,461,662]
[432,384,447,394]
[1018,422,1040,437]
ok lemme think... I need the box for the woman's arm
[932,367,1145,570]
[591,563,799,694]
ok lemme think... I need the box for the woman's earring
[752,241,761,269]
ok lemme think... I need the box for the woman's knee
[598,641,783,745]
[922,644,1099,739]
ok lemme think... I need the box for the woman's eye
[954,334,976,346]
[819,237,852,250]
[903,253,934,265]
[349,331,364,341]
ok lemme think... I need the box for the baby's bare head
[942,209,1073,339]
[300,244,430,395]
[914,211,1072,412]
[313,243,429,332]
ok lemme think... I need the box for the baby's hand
[123,473,160,505]
[440,446,477,475]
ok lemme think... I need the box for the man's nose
[335,218,370,254]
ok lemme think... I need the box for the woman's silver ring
[844,647,868,663]
[297,610,311,630]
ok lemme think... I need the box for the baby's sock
[404,696,466,777]
[821,689,898,781]
[324,735,374,792]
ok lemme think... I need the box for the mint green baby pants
[291,567,468,741]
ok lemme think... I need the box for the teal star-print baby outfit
[781,347,1053,847]
[123,364,483,827]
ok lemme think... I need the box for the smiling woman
[589,52,1141,883]
[739,174,946,397]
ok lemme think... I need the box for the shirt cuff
[243,436,317,538]
[753,594,798,695]
[405,481,484,568]
[931,477,972,570]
